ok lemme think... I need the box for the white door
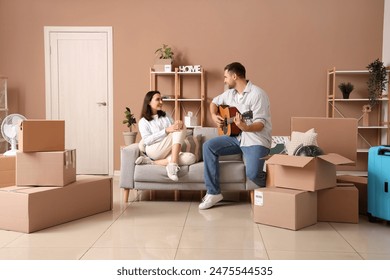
[44,27,113,175]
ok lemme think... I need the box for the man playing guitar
[199,62,272,210]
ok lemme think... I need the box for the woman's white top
[138,113,174,146]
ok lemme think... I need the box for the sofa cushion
[135,165,190,182]
[134,161,246,184]
[188,161,246,183]
[286,128,318,155]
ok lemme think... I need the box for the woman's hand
[166,120,184,133]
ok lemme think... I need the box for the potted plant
[338,82,354,99]
[153,44,174,72]
[366,58,388,107]
[122,107,137,145]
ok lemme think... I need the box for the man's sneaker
[166,163,180,181]
[199,193,223,210]
[179,152,196,165]
[135,156,153,165]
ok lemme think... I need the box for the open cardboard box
[267,153,354,192]
[266,117,357,191]
[0,175,112,233]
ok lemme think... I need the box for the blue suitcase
[367,145,390,222]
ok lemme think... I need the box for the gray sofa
[119,127,258,202]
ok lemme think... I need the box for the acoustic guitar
[218,105,253,136]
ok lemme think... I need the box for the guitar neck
[225,114,251,124]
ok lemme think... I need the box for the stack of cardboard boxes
[0,120,112,233]
[253,117,362,230]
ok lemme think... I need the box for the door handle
[97,102,107,106]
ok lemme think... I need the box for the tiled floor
[1,176,390,260]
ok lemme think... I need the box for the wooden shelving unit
[149,68,206,126]
[0,76,8,153]
[326,67,390,173]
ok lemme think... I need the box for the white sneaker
[179,152,196,165]
[135,156,153,165]
[166,163,180,181]
[199,193,223,210]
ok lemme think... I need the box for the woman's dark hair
[224,62,246,79]
[141,90,166,121]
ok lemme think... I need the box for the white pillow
[286,128,318,156]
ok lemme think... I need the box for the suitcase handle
[378,147,390,156]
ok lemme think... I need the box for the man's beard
[227,82,235,89]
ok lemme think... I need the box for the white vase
[123,131,137,146]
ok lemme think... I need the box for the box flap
[317,153,354,165]
[266,154,314,168]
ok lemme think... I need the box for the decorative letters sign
[178,65,202,73]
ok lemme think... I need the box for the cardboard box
[16,150,76,187]
[18,120,65,152]
[265,163,275,187]
[291,117,358,162]
[0,175,112,233]
[266,153,354,192]
[253,187,317,230]
[337,175,368,215]
[317,184,359,223]
[0,155,15,188]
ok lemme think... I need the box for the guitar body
[218,105,242,136]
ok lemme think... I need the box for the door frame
[43,26,114,175]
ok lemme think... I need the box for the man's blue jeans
[203,136,270,195]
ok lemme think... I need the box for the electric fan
[1,114,27,156]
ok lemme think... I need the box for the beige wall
[0,0,385,171]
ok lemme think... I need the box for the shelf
[329,69,390,74]
[358,126,389,129]
[151,71,202,76]
[178,98,203,102]
[163,98,203,102]
[330,70,369,74]
[151,71,175,75]
[186,125,202,129]
[336,171,368,176]
[329,98,389,102]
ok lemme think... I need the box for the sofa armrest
[119,143,140,189]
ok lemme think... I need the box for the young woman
[136,90,196,181]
